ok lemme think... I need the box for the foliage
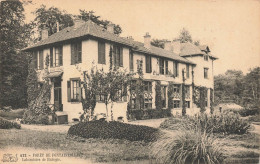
[160,113,251,135]
[127,109,172,120]
[181,69,186,116]
[68,121,159,142]
[178,28,193,43]
[0,0,30,108]
[33,5,74,37]
[0,117,21,129]
[214,68,260,109]
[193,85,208,113]
[150,129,224,164]
[155,81,162,110]
[150,39,167,48]
[0,109,25,120]
[79,10,122,35]
[22,110,50,125]
[238,107,259,117]
[167,82,174,109]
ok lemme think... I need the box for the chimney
[144,32,151,49]
[74,18,85,29]
[56,21,59,32]
[41,25,48,40]
[172,39,181,55]
[107,23,114,33]
[164,41,172,51]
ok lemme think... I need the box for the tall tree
[79,10,122,35]
[33,5,74,37]
[0,0,29,108]
[178,28,193,43]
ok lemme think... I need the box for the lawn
[0,128,151,163]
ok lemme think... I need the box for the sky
[23,0,260,75]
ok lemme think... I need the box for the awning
[46,71,63,78]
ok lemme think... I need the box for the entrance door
[54,77,62,111]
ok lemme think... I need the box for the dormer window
[204,55,209,61]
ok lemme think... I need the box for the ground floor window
[173,100,180,108]
[185,101,190,108]
[67,79,81,102]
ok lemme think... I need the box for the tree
[0,0,29,108]
[33,5,74,38]
[79,10,122,35]
[151,39,167,49]
[178,28,193,43]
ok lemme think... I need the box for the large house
[24,19,218,122]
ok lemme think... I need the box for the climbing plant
[193,85,208,113]
[155,81,162,110]
[167,82,174,109]
[210,88,214,114]
[181,69,186,116]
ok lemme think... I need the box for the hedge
[127,108,172,120]
[68,121,159,142]
[0,117,21,129]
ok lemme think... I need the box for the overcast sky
[23,0,260,75]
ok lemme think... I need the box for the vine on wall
[155,81,162,110]
[210,88,214,114]
[193,85,208,113]
[167,82,174,109]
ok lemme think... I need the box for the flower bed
[68,120,159,142]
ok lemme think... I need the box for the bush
[128,108,172,120]
[68,121,159,142]
[0,109,25,120]
[22,110,50,125]
[150,130,224,164]
[0,117,21,129]
[238,108,259,117]
[160,113,251,135]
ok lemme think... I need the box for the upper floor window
[186,64,190,78]
[71,41,82,65]
[129,50,134,71]
[145,55,152,73]
[143,81,152,92]
[173,61,179,77]
[165,60,169,75]
[204,55,209,61]
[50,46,63,67]
[204,68,209,79]
[159,58,165,74]
[38,50,44,70]
[98,41,106,64]
[113,45,123,67]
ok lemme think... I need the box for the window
[173,85,181,99]
[186,64,189,78]
[143,81,153,109]
[129,50,134,71]
[67,79,81,102]
[71,42,82,64]
[145,55,152,73]
[113,45,123,67]
[204,68,209,79]
[98,41,106,64]
[159,58,165,74]
[204,55,209,61]
[185,85,190,99]
[185,101,190,108]
[53,46,63,67]
[161,86,167,108]
[173,61,179,77]
[173,100,180,108]
[38,50,44,70]
[32,51,38,69]
[165,60,169,75]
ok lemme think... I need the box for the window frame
[54,46,63,67]
[159,58,165,75]
[145,55,152,73]
[71,41,82,65]
[204,67,209,79]
[173,61,179,77]
[98,41,106,64]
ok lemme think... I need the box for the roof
[180,42,218,59]
[23,20,195,64]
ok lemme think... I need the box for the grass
[0,128,151,163]
[0,108,25,120]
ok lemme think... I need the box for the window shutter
[176,62,179,77]
[59,47,63,66]
[67,81,71,102]
[32,51,37,69]
[78,42,82,63]
[50,48,53,67]
[120,47,123,67]
[113,45,116,66]
[71,44,75,65]
[98,41,106,64]
[129,50,133,71]
[39,50,43,69]
[77,80,81,102]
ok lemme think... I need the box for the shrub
[160,113,251,135]
[0,117,21,129]
[22,110,50,125]
[0,109,25,120]
[238,108,259,117]
[150,130,224,164]
[68,121,159,142]
[128,108,171,120]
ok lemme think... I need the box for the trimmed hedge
[127,108,172,120]
[0,117,21,129]
[22,110,50,125]
[68,121,159,142]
